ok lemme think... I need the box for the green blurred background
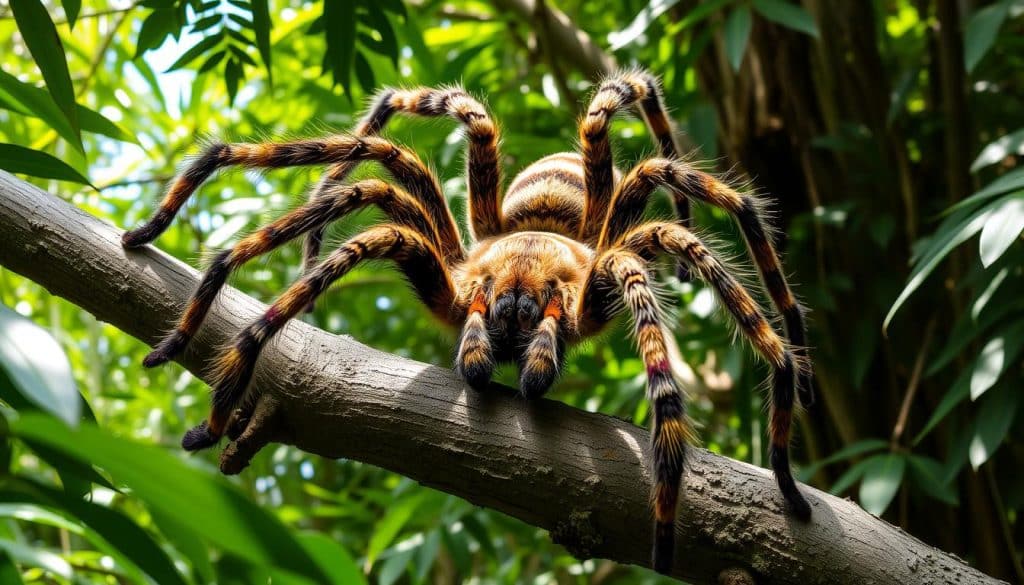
[0,0,1022,582]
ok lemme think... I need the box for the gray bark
[0,170,1004,584]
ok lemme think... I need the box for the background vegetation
[0,0,1022,582]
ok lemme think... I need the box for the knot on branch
[218,394,289,475]
[550,509,603,560]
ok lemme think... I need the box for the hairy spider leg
[599,158,813,406]
[181,225,455,451]
[578,70,690,249]
[143,180,442,367]
[121,136,463,262]
[618,221,811,523]
[454,288,494,389]
[302,86,503,273]
[590,250,696,575]
[519,291,569,398]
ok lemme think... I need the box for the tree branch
[0,171,1004,584]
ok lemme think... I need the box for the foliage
[0,0,1022,582]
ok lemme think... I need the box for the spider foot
[519,364,556,399]
[142,331,190,368]
[457,360,493,391]
[181,421,220,451]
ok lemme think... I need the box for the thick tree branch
[0,171,1004,584]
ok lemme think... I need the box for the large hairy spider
[122,69,812,575]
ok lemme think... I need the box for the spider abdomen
[502,152,621,238]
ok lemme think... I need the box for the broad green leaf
[968,382,1020,469]
[797,438,888,481]
[9,0,80,138]
[0,144,91,185]
[906,455,958,506]
[927,297,1024,376]
[753,0,820,38]
[251,0,273,82]
[978,191,1024,266]
[415,530,441,583]
[378,548,415,585]
[366,492,426,567]
[150,509,216,584]
[963,0,1010,73]
[971,266,1009,320]
[8,414,331,584]
[460,513,498,558]
[724,7,753,72]
[0,305,81,425]
[972,128,1024,172]
[858,453,905,516]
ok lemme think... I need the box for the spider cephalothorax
[122,69,813,575]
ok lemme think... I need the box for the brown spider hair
[123,69,812,575]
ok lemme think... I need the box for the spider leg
[122,135,463,263]
[182,224,456,450]
[599,158,813,406]
[578,69,688,244]
[303,86,503,271]
[583,249,695,575]
[143,180,437,367]
[455,288,494,390]
[619,221,811,521]
[519,291,569,398]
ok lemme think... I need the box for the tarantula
[122,69,812,575]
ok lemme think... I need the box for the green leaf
[0,503,84,533]
[0,143,91,185]
[224,58,243,105]
[724,7,752,72]
[30,480,188,585]
[914,367,971,444]
[323,0,356,93]
[963,0,1010,73]
[0,69,82,153]
[0,70,136,145]
[858,453,905,516]
[0,549,24,585]
[969,382,1020,469]
[0,541,71,579]
[609,0,729,50]
[168,33,224,71]
[294,532,365,585]
[944,167,1024,217]
[62,0,81,28]
[9,0,80,140]
[7,414,332,584]
[0,305,81,425]
[797,438,888,481]
[251,0,273,82]
[366,492,425,567]
[906,455,958,506]
[135,9,177,57]
[377,548,415,585]
[829,457,874,496]
[972,128,1024,172]
[753,0,819,38]
[978,191,1024,267]
[884,200,996,330]
[970,322,1024,400]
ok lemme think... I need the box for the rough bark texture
[0,170,1005,584]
